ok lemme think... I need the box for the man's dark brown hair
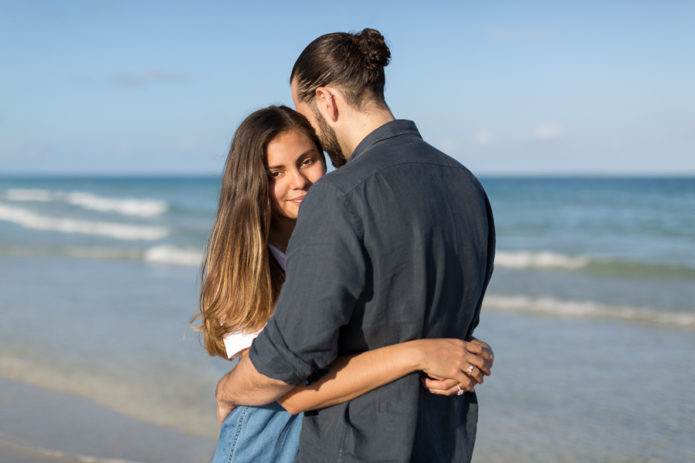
[290,28,391,109]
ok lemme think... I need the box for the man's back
[251,120,495,462]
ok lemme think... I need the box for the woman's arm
[277,338,493,415]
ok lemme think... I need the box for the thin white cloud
[474,129,494,145]
[533,124,565,140]
[110,69,190,87]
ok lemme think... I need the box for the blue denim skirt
[212,401,303,463]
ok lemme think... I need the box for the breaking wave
[0,203,169,241]
[483,294,695,328]
[4,189,57,202]
[66,192,167,217]
[495,250,695,277]
[143,245,204,266]
[0,244,203,267]
[495,251,589,270]
[3,189,168,217]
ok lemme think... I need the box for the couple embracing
[194,28,496,463]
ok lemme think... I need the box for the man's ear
[314,86,339,123]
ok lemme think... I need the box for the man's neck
[341,106,395,159]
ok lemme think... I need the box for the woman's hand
[414,337,494,396]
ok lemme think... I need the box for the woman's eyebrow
[268,149,318,169]
[298,149,319,160]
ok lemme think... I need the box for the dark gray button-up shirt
[250,120,495,462]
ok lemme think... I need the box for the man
[216,28,495,462]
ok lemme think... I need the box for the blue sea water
[0,175,693,461]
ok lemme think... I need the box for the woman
[194,106,493,462]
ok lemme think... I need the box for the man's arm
[216,182,364,419]
[249,183,366,382]
[215,354,292,423]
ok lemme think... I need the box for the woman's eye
[269,171,281,179]
[301,158,315,166]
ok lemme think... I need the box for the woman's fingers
[467,339,494,374]
[417,338,493,385]
[423,377,458,391]
[418,337,496,396]
[470,338,495,363]
[462,363,485,383]
[423,340,486,377]
[464,354,489,377]
[423,376,476,396]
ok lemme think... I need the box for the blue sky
[1,0,693,175]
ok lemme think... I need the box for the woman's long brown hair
[193,105,324,358]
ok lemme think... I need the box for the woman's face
[266,129,325,220]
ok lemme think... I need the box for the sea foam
[4,189,168,217]
[495,251,590,270]
[4,188,59,202]
[0,203,169,241]
[483,294,695,328]
[495,250,695,277]
[66,192,168,217]
[144,245,204,266]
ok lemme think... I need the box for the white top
[222,244,286,359]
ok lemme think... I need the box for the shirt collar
[348,120,421,163]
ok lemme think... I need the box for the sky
[1,0,693,175]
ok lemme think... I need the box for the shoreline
[2,308,693,462]
[0,376,216,463]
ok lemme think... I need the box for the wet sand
[2,310,693,462]
[0,376,216,463]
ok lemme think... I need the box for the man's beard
[314,109,347,168]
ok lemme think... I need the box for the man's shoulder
[308,161,369,200]
[308,132,483,203]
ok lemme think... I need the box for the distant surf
[143,245,204,266]
[495,250,589,270]
[0,202,169,240]
[3,189,168,217]
[483,294,695,328]
[495,250,695,278]
[0,244,204,266]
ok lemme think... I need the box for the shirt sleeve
[249,181,365,386]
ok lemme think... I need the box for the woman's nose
[289,169,309,189]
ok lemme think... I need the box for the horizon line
[3,171,695,179]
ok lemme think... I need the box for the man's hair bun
[355,28,391,69]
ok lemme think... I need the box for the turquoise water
[0,176,693,461]
[2,176,692,324]
[483,177,695,327]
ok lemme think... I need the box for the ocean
[0,176,693,462]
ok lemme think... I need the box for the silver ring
[467,365,474,374]
[456,384,464,396]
